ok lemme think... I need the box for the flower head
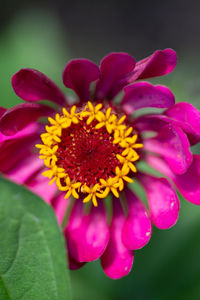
[0,49,200,279]
[36,102,142,206]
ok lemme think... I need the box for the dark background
[0,1,200,299]
[2,0,200,59]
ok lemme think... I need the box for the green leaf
[0,176,71,300]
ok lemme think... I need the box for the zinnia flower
[0,49,200,279]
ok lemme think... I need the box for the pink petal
[121,82,175,114]
[147,154,200,205]
[26,170,57,204]
[95,52,135,100]
[122,188,152,250]
[136,104,200,143]
[136,113,197,138]
[135,113,189,133]
[136,114,172,132]
[0,107,6,118]
[146,154,174,178]
[5,154,43,184]
[174,155,200,205]
[165,102,200,145]
[12,68,66,105]
[63,59,99,102]
[0,103,53,136]
[0,122,40,144]
[144,124,193,174]
[65,201,109,262]
[67,253,86,270]
[136,112,200,145]
[125,48,177,82]
[0,131,39,172]
[101,198,134,279]
[52,193,70,226]
[138,173,180,229]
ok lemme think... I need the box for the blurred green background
[0,1,200,299]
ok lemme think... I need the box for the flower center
[36,102,143,206]
[56,120,121,186]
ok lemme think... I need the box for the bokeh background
[1,0,200,299]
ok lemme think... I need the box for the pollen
[36,102,143,206]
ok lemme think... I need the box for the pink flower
[1,49,200,279]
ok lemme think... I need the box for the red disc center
[56,118,122,186]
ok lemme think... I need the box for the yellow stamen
[97,177,120,198]
[83,184,100,207]
[36,103,142,206]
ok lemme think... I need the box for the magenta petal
[136,114,172,133]
[0,122,39,144]
[121,82,175,114]
[136,113,189,133]
[26,171,57,204]
[12,68,66,105]
[66,202,109,262]
[0,103,54,136]
[122,188,152,250]
[146,154,174,178]
[136,112,200,145]
[165,102,200,145]
[53,193,70,226]
[126,48,177,82]
[67,253,86,270]
[139,174,180,229]
[0,107,6,118]
[95,52,135,99]
[144,124,193,174]
[5,154,43,185]
[63,59,99,102]
[0,130,39,172]
[173,155,200,205]
[101,199,134,279]
[146,154,200,205]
